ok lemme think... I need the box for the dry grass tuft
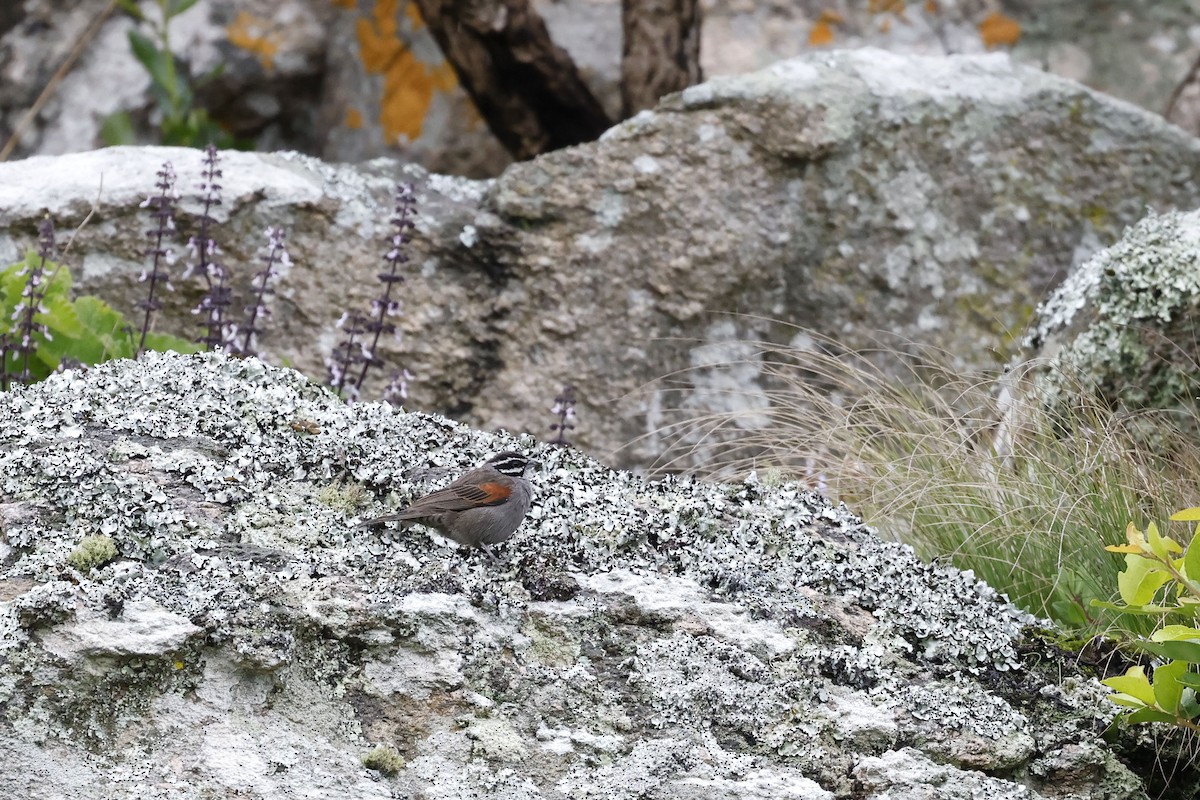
[637,323,1200,632]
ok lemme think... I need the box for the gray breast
[449,479,533,547]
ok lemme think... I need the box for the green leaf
[1107,693,1150,709]
[114,0,146,20]
[1185,525,1200,585]
[68,296,135,362]
[1153,660,1188,714]
[127,29,172,93]
[1172,508,1200,522]
[1176,673,1200,691]
[1182,688,1200,719]
[14,285,199,376]
[35,300,116,369]
[1090,600,1182,615]
[1117,553,1172,606]
[173,78,194,113]
[100,111,137,146]
[1146,522,1183,560]
[1102,666,1156,706]
[142,330,201,356]
[1049,597,1090,631]
[1136,640,1200,664]
[0,254,76,381]
[1151,625,1200,642]
[167,0,201,17]
[1122,707,1179,726]
[1,251,70,306]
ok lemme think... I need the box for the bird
[356,451,538,558]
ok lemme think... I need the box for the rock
[0,0,509,175]
[3,51,1200,470]
[720,2,1200,123]
[0,352,1151,797]
[1023,209,1200,425]
[0,0,512,176]
[5,2,1199,178]
[39,596,201,661]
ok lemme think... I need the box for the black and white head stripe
[485,451,533,476]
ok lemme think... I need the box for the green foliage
[103,0,236,149]
[1098,509,1200,732]
[66,535,119,573]
[0,252,199,384]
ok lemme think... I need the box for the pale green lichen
[66,535,118,573]
[361,744,406,776]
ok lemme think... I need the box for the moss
[524,615,582,667]
[361,743,406,776]
[1084,204,1109,228]
[317,481,369,512]
[66,535,118,573]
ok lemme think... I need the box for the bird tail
[355,513,420,530]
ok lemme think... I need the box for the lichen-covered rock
[0,353,1145,798]
[1024,209,1200,425]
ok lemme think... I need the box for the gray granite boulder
[4,50,1200,470]
[0,353,1150,798]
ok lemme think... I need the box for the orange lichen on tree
[809,9,844,46]
[355,0,457,143]
[226,11,281,71]
[332,0,357,8]
[344,108,365,129]
[979,11,1021,49]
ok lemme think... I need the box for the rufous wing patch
[456,481,512,506]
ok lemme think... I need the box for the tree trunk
[621,0,702,118]
[411,0,613,161]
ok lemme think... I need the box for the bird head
[485,451,538,476]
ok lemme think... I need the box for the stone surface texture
[2,1,1199,176]
[4,50,1200,469]
[0,352,1145,798]
[0,0,508,177]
